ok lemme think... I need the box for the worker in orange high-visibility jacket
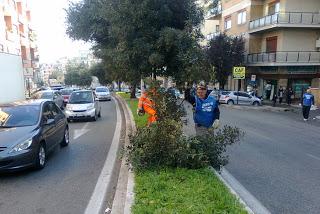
[137,91,157,125]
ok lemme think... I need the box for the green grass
[133,168,247,214]
[117,92,148,128]
[117,92,247,214]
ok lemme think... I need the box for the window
[4,16,12,32]
[268,1,280,15]
[224,17,232,30]
[237,11,247,25]
[21,46,27,60]
[42,104,54,122]
[17,2,22,15]
[49,103,60,117]
[216,25,220,32]
[266,36,277,53]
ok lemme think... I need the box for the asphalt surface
[221,106,320,214]
[0,100,118,214]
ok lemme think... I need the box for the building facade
[207,0,320,100]
[0,0,39,97]
[200,0,221,45]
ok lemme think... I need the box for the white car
[65,90,101,122]
[95,86,111,101]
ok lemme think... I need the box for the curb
[84,96,123,214]
[111,95,136,214]
[210,167,271,214]
[222,104,294,113]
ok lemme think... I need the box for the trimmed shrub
[127,83,243,170]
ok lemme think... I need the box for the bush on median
[126,82,243,170]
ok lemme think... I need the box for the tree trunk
[130,84,137,98]
[118,80,121,91]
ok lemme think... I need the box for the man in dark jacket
[301,89,315,121]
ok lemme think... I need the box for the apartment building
[0,0,39,98]
[200,0,221,44]
[207,0,320,100]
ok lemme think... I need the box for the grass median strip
[117,92,247,213]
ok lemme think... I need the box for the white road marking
[73,122,90,140]
[84,97,122,214]
[307,153,320,161]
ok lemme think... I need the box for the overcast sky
[29,0,91,63]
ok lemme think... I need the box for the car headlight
[9,138,33,154]
[66,105,72,111]
[87,104,95,110]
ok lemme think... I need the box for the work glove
[213,119,220,129]
[137,108,145,116]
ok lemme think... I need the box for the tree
[64,63,92,86]
[66,0,205,95]
[206,33,245,89]
[89,63,111,85]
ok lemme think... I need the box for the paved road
[0,101,118,214]
[221,106,320,214]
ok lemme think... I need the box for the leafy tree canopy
[206,33,245,88]
[66,0,205,86]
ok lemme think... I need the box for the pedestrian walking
[278,87,284,104]
[272,93,277,107]
[287,88,294,105]
[192,83,220,136]
[301,89,315,121]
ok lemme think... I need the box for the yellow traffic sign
[233,67,246,79]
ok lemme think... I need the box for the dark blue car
[0,100,69,172]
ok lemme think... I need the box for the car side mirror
[45,118,55,125]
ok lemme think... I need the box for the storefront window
[291,80,311,99]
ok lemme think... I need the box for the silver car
[65,90,101,122]
[219,91,262,106]
[32,90,64,109]
[95,86,111,101]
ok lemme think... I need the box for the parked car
[0,100,69,171]
[95,86,111,101]
[32,90,64,109]
[219,91,262,106]
[61,88,80,105]
[65,90,101,122]
[167,87,182,99]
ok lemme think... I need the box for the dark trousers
[302,106,311,119]
[287,97,292,105]
[279,97,283,104]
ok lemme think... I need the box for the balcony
[249,12,320,33]
[246,51,320,66]
[5,30,17,42]
[206,1,222,20]
[23,59,32,68]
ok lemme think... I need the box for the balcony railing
[206,1,222,19]
[246,51,320,65]
[249,12,320,31]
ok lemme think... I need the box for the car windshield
[221,91,230,95]
[69,91,93,104]
[0,105,40,127]
[61,89,74,95]
[32,91,53,99]
[96,88,108,92]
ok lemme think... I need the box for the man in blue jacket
[301,88,314,121]
[192,83,220,135]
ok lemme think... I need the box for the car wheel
[35,143,46,170]
[253,101,259,106]
[227,100,234,105]
[60,127,70,147]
